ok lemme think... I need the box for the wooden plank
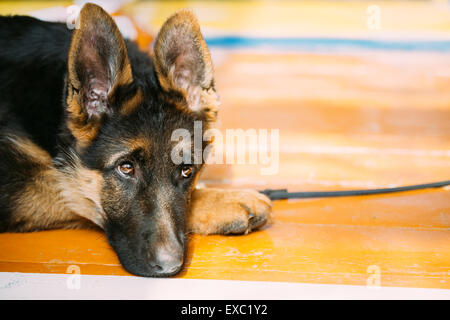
[0,2,448,290]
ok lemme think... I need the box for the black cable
[259,180,450,201]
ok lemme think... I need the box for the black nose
[151,247,184,275]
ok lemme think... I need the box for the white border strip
[0,272,449,300]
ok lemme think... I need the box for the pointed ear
[66,3,133,147]
[154,9,219,122]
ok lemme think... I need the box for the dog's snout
[151,245,184,275]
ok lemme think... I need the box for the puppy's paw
[188,188,273,235]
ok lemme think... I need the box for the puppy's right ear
[154,9,219,123]
[66,3,133,147]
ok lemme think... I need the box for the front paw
[188,188,273,235]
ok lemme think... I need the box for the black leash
[260,180,450,201]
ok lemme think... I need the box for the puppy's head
[63,3,218,276]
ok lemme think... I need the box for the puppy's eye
[118,162,134,177]
[181,165,193,178]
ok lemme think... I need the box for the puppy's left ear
[154,9,219,122]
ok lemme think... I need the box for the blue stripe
[205,36,450,52]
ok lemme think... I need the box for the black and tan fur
[0,3,271,277]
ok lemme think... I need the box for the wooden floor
[0,1,449,290]
[0,49,449,289]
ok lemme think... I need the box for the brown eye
[118,162,134,177]
[181,165,193,178]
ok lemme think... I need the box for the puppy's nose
[152,247,184,275]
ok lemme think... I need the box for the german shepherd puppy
[0,3,271,277]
